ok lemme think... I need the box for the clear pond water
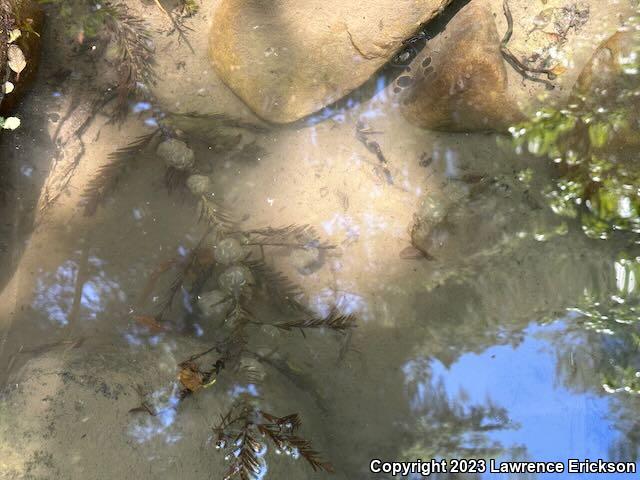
[0,0,640,479]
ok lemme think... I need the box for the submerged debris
[500,0,557,89]
[186,174,211,196]
[214,398,334,479]
[157,138,195,170]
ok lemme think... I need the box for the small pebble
[214,238,245,265]
[156,138,195,170]
[186,174,211,196]
[197,290,232,319]
[219,265,254,294]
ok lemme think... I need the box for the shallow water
[1,0,640,479]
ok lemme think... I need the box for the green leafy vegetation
[511,104,640,239]
[510,27,640,240]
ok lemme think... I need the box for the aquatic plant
[511,105,640,239]
[136,203,352,477]
[213,397,333,479]
[101,121,355,477]
[80,109,266,215]
[510,19,640,240]
[37,0,196,118]
[101,2,156,116]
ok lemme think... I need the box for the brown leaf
[549,63,567,76]
[133,315,170,333]
[400,245,430,259]
[178,361,205,392]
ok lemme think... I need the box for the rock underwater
[209,0,452,123]
[397,1,524,132]
[570,28,640,147]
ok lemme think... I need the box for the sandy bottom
[0,1,638,479]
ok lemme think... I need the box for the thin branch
[198,196,238,232]
[103,2,156,117]
[244,224,335,250]
[501,0,555,90]
[273,309,357,334]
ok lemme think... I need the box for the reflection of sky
[305,75,388,126]
[310,286,368,321]
[129,384,181,444]
[32,256,125,326]
[430,321,638,479]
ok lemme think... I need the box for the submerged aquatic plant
[37,0,157,113]
[510,21,640,240]
[113,125,355,477]
[101,2,156,116]
[511,105,640,239]
[81,110,266,216]
[214,398,334,480]
[138,224,350,476]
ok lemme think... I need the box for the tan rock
[209,0,452,123]
[573,30,640,97]
[397,1,523,132]
[571,28,640,147]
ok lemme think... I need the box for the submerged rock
[218,265,254,295]
[214,237,245,265]
[197,289,232,319]
[410,173,561,265]
[398,2,523,132]
[156,138,195,170]
[186,174,211,196]
[570,28,640,147]
[209,0,452,123]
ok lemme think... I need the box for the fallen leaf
[550,64,567,76]
[133,314,170,333]
[7,45,26,75]
[8,29,21,43]
[178,361,205,392]
[1,117,21,130]
[543,32,563,43]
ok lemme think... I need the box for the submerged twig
[501,0,556,90]
[103,2,156,117]
[243,224,335,250]
[198,195,237,232]
[152,0,195,53]
[213,398,334,479]
[273,309,357,334]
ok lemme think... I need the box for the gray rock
[157,138,195,170]
[218,265,254,295]
[214,238,246,266]
[186,174,211,196]
[197,289,232,319]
